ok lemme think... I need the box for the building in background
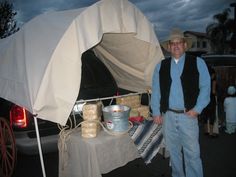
[184,31,212,56]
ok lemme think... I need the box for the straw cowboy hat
[161,28,192,51]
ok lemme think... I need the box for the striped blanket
[128,120,163,164]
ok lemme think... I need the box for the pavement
[103,122,236,177]
[13,121,236,177]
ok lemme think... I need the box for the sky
[7,0,236,41]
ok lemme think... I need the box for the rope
[58,90,150,171]
[58,118,133,171]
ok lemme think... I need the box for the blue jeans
[163,111,203,177]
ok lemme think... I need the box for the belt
[167,108,187,114]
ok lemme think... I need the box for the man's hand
[186,109,199,118]
[153,115,163,125]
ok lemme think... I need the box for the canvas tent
[0,0,164,126]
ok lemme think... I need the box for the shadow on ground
[103,122,236,177]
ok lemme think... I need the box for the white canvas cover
[0,0,164,125]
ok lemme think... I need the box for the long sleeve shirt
[224,96,236,123]
[151,53,210,117]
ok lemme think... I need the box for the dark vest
[159,55,199,113]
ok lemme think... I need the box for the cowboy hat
[161,28,192,51]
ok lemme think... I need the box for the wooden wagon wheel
[0,117,17,177]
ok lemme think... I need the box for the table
[58,130,140,177]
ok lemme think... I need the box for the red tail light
[10,105,28,128]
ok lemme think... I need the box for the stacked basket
[81,102,102,138]
[116,95,150,119]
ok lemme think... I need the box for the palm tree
[0,1,19,39]
[206,8,235,54]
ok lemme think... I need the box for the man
[151,28,210,177]
[224,86,236,134]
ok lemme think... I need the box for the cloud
[138,0,234,40]
[10,0,236,40]
[12,0,98,24]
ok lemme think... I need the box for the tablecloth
[58,120,164,177]
[58,130,140,177]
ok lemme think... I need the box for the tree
[0,1,19,39]
[206,8,235,54]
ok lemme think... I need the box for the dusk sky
[8,0,236,41]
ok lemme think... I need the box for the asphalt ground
[103,122,236,177]
[13,121,236,177]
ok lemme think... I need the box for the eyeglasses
[169,41,184,46]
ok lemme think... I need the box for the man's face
[167,38,187,59]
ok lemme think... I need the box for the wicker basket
[81,121,100,138]
[132,105,150,119]
[116,95,141,108]
[81,102,102,138]
[82,102,102,120]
